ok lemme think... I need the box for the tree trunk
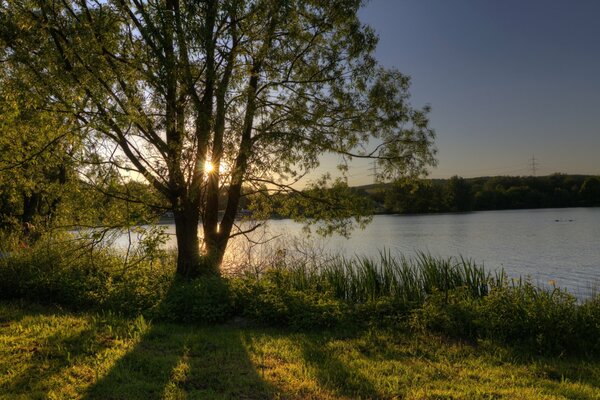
[204,235,227,271]
[22,192,41,225]
[174,208,206,278]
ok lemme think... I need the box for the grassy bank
[2,237,600,357]
[2,301,600,399]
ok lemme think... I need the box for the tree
[444,175,471,212]
[383,179,442,214]
[0,66,77,240]
[1,0,436,277]
[579,177,600,206]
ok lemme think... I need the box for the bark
[204,234,228,270]
[22,192,41,224]
[174,207,209,278]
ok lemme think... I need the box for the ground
[1,301,599,399]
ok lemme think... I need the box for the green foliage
[445,175,472,211]
[0,233,174,316]
[577,296,600,354]
[229,252,494,330]
[0,67,78,236]
[156,276,234,324]
[381,174,600,214]
[479,283,585,354]
[410,288,481,339]
[231,270,347,330]
[273,177,375,238]
[262,252,493,307]
[383,179,443,213]
[409,282,600,356]
[579,176,600,206]
[2,0,437,273]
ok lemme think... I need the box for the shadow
[475,340,600,391]
[83,323,183,399]
[296,332,382,399]
[0,299,65,325]
[84,324,274,399]
[83,279,274,399]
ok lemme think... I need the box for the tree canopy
[1,0,436,276]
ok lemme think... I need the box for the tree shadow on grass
[477,341,600,394]
[0,299,61,325]
[84,323,276,399]
[83,278,274,400]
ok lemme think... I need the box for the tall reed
[267,251,497,306]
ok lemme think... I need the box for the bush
[155,276,234,324]
[576,296,600,354]
[231,270,347,330]
[410,287,480,339]
[0,234,173,316]
[479,283,579,353]
[409,283,600,356]
[352,297,410,327]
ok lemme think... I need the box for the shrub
[0,234,174,316]
[352,297,409,327]
[410,287,481,339]
[155,276,234,324]
[231,270,347,330]
[408,283,600,356]
[576,296,600,354]
[479,283,579,353]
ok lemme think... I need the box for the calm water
[118,207,600,295]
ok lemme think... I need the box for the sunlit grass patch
[0,302,146,399]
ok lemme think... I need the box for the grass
[274,251,495,305]
[2,301,600,399]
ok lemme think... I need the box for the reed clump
[257,251,495,306]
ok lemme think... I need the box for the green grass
[273,251,495,305]
[2,301,600,399]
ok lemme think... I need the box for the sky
[326,0,600,185]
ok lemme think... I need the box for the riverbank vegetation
[2,236,600,357]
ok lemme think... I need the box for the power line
[530,155,538,176]
[370,159,378,184]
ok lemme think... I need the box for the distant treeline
[364,174,600,214]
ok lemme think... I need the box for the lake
[117,207,600,296]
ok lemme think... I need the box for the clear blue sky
[331,0,600,184]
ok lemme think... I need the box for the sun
[204,161,215,173]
